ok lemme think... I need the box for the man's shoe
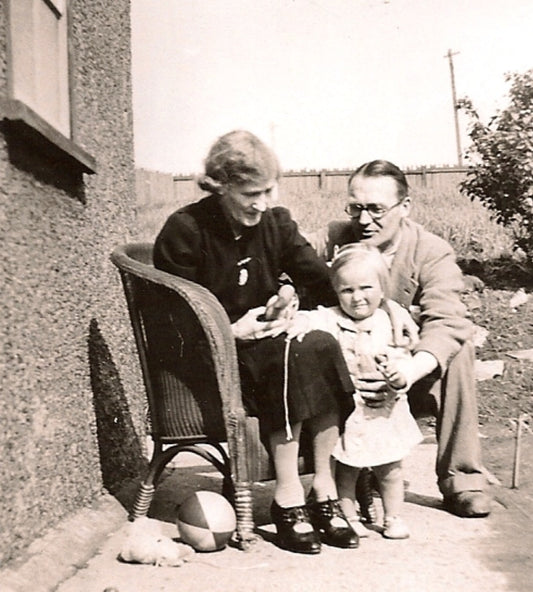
[270,501,321,554]
[443,491,491,518]
[307,498,359,548]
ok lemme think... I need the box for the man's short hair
[348,160,409,200]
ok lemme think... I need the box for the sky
[131,0,533,175]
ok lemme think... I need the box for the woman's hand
[382,299,419,348]
[261,285,299,322]
[231,306,291,341]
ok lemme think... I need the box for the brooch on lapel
[237,257,251,286]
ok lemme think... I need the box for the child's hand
[375,354,408,390]
[285,313,310,342]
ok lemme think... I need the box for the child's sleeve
[295,306,334,333]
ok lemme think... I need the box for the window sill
[0,98,97,174]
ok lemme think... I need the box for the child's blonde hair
[330,243,391,298]
[197,130,281,194]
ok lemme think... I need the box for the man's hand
[382,299,419,348]
[355,370,397,408]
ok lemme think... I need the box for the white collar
[331,306,384,333]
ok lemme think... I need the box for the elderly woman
[153,130,359,554]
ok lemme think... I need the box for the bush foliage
[459,69,533,260]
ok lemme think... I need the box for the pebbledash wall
[0,1,146,564]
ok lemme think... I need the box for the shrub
[459,69,533,260]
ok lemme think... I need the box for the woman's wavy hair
[197,130,281,194]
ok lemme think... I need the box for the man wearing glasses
[310,159,491,519]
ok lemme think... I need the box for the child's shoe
[383,516,410,539]
[347,516,370,538]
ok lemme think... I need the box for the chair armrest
[111,243,241,411]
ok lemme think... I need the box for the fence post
[421,166,427,189]
[319,170,325,191]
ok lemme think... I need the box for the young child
[287,243,423,539]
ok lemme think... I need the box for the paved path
[49,439,515,592]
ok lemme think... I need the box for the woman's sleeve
[153,211,201,281]
[273,208,337,307]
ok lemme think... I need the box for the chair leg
[129,481,156,520]
[208,443,259,549]
[232,481,257,550]
[129,442,173,521]
[222,476,235,505]
[129,441,235,522]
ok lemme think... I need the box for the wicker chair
[110,243,313,548]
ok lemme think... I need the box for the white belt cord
[282,336,293,441]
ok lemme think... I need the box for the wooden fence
[136,166,468,209]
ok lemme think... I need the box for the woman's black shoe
[307,498,359,548]
[271,501,321,554]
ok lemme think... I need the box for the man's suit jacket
[311,218,473,374]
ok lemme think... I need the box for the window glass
[8,0,70,136]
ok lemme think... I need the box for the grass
[135,200,179,243]
[275,186,516,263]
[135,182,532,424]
[135,184,516,264]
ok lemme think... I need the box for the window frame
[1,0,96,175]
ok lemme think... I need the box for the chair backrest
[111,243,314,482]
[110,243,244,444]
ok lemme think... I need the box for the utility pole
[445,49,463,166]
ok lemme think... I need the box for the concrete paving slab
[51,440,511,592]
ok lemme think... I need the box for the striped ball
[177,491,236,552]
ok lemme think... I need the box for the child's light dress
[299,306,423,467]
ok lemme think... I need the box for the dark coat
[153,195,351,431]
[154,194,337,322]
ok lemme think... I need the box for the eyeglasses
[344,199,404,220]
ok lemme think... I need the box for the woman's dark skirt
[237,330,354,434]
